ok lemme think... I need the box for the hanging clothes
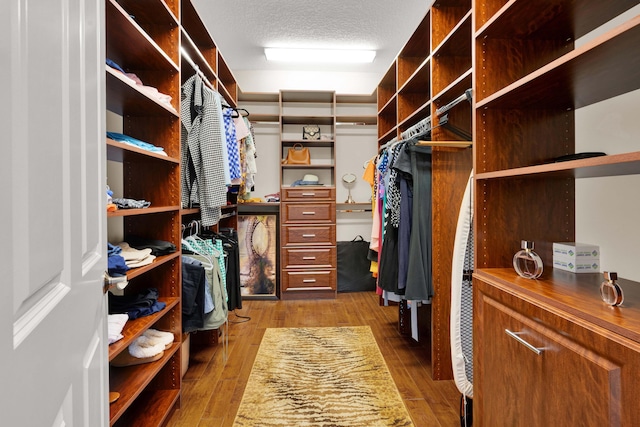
[242,117,258,191]
[180,74,227,226]
[220,228,242,311]
[188,254,228,330]
[400,143,433,301]
[181,256,207,332]
[222,109,242,182]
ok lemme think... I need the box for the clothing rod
[180,47,216,90]
[435,88,472,117]
[219,211,237,220]
[417,140,472,148]
[401,115,432,140]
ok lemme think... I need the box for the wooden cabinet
[375,0,473,380]
[474,270,640,426]
[473,0,640,424]
[279,91,338,299]
[280,189,336,298]
[105,0,182,425]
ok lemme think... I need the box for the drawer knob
[505,329,543,355]
[302,256,316,260]
[301,192,315,196]
[302,279,317,283]
[302,211,316,215]
[302,234,316,238]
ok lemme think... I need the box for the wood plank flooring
[165,291,461,427]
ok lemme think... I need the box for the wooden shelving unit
[105,0,241,424]
[472,1,640,425]
[375,0,473,381]
[279,90,337,299]
[105,0,182,425]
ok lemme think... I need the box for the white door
[1,0,108,426]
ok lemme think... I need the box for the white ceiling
[192,0,431,94]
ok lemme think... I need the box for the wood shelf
[281,115,335,125]
[106,68,179,118]
[475,268,640,344]
[107,206,180,218]
[112,388,180,427]
[476,151,640,180]
[108,297,180,361]
[282,139,335,147]
[476,0,638,39]
[109,343,180,425]
[398,12,431,88]
[180,28,218,86]
[281,164,335,169]
[477,15,640,110]
[106,138,180,163]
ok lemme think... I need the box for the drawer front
[475,277,640,426]
[282,202,336,224]
[282,247,336,269]
[281,187,335,202]
[282,225,336,246]
[282,269,337,292]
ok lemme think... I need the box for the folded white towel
[108,314,129,345]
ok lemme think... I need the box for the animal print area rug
[232,326,414,427]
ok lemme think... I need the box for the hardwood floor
[166,291,462,427]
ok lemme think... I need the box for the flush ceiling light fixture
[264,47,376,63]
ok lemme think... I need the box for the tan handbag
[283,143,310,165]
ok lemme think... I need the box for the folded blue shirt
[107,131,164,153]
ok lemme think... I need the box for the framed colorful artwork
[238,214,279,299]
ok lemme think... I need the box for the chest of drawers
[280,186,336,299]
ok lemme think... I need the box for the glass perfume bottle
[600,271,624,306]
[513,240,543,279]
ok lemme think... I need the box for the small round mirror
[342,173,357,184]
[341,173,357,203]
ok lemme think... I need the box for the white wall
[235,70,379,95]
[335,124,377,242]
[248,122,282,199]
[574,5,640,281]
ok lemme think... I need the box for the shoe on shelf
[142,329,175,350]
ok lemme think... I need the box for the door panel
[1,0,107,425]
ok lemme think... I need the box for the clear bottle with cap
[513,240,543,279]
[600,271,624,306]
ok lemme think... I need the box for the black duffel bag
[337,235,377,292]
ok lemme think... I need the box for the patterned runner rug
[233,326,414,426]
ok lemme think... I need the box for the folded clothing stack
[108,288,166,320]
[116,241,156,268]
[111,329,175,367]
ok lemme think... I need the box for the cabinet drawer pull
[302,211,316,215]
[302,234,316,238]
[302,279,317,283]
[301,192,315,196]
[505,329,543,355]
[302,256,316,260]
